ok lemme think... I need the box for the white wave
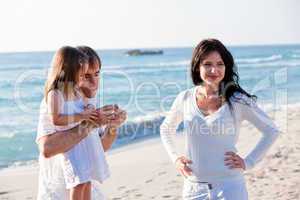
[0,132,16,139]
[257,102,297,111]
[0,159,38,170]
[239,60,300,68]
[103,60,190,69]
[121,67,186,75]
[143,60,190,67]
[131,112,165,123]
[102,65,122,69]
[236,55,282,64]
[291,54,300,59]
[10,160,38,168]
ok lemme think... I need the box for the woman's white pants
[182,176,248,200]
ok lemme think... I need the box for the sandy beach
[0,107,300,200]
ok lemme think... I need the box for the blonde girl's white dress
[160,87,280,200]
[36,90,110,199]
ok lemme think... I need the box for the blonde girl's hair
[44,46,88,102]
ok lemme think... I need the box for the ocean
[0,44,300,169]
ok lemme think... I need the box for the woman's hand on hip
[224,151,246,170]
[175,156,193,178]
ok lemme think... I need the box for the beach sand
[0,107,299,200]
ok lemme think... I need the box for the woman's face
[199,51,225,87]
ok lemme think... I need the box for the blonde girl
[45,46,98,200]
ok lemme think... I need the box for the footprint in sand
[135,193,143,197]
[118,186,126,190]
[168,180,177,184]
[158,171,167,176]
[0,191,10,195]
[145,179,153,183]
[125,188,139,194]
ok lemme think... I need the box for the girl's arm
[47,90,97,126]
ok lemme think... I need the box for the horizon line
[0,42,299,54]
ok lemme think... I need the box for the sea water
[0,44,299,169]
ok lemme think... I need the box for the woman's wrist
[79,121,95,135]
[79,112,87,121]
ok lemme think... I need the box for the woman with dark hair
[160,39,280,199]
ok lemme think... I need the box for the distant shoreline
[1,43,300,54]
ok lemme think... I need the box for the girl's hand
[81,106,98,122]
[175,156,193,178]
[93,105,119,127]
[224,151,246,170]
[106,109,127,128]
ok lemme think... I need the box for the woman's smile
[206,74,219,79]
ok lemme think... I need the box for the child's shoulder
[47,89,65,102]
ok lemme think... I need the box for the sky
[0,0,299,52]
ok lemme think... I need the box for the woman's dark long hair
[190,38,256,109]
